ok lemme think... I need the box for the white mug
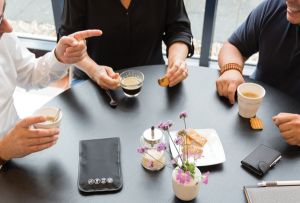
[237,83,265,118]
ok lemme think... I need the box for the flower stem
[185,134,187,162]
[166,130,184,166]
[144,151,173,169]
[186,136,189,163]
[183,119,188,163]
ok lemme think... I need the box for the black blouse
[59,0,194,79]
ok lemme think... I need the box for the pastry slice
[158,76,169,87]
[250,117,264,130]
[182,144,203,156]
[186,128,207,147]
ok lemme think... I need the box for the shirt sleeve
[228,0,268,58]
[163,0,194,57]
[58,0,87,40]
[9,34,69,90]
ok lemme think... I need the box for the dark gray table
[1,65,300,203]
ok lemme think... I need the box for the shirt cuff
[48,49,70,73]
[166,35,194,58]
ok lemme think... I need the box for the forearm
[0,137,9,161]
[17,50,68,90]
[168,42,189,62]
[75,56,99,81]
[218,42,245,69]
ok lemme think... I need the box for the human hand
[273,113,300,146]
[0,116,60,160]
[92,65,120,90]
[166,58,188,87]
[55,29,102,64]
[216,70,244,104]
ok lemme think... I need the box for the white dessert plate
[169,129,226,166]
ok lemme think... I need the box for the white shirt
[0,33,69,136]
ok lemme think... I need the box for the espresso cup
[120,70,144,97]
[33,106,62,129]
[237,83,265,118]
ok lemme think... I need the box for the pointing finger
[73,29,102,41]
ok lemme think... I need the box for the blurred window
[5,0,56,39]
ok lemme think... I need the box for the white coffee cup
[33,106,62,129]
[237,83,265,118]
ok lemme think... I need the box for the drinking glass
[120,70,144,97]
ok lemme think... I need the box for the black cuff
[166,36,194,58]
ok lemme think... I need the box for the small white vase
[172,167,201,201]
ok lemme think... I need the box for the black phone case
[78,137,122,193]
[241,144,281,176]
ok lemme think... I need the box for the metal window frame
[200,0,218,67]
[51,0,64,34]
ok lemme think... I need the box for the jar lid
[143,128,163,143]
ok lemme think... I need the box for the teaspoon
[105,90,118,108]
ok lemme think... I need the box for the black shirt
[59,0,193,79]
[229,0,300,102]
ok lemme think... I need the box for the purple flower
[179,111,187,119]
[158,122,164,130]
[166,120,173,128]
[158,121,173,131]
[137,146,148,154]
[176,168,191,184]
[179,111,188,129]
[175,136,183,145]
[156,143,167,152]
[202,171,210,184]
[176,169,185,184]
[148,161,154,168]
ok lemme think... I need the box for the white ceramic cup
[237,83,265,118]
[33,106,62,129]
